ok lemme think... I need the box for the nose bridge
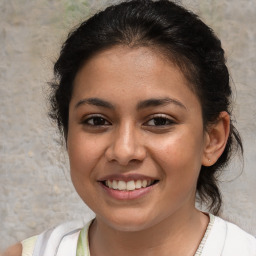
[106,120,145,165]
[119,121,136,150]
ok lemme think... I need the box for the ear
[202,111,230,166]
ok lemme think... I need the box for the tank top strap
[21,220,93,256]
[56,229,81,256]
[20,220,88,256]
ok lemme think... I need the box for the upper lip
[98,173,159,182]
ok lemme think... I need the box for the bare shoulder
[2,243,22,256]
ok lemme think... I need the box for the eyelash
[81,114,175,128]
[143,114,176,127]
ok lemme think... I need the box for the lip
[99,181,157,200]
[97,173,159,200]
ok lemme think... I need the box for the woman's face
[67,46,208,231]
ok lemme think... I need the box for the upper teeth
[105,180,153,191]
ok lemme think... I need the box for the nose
[105,122,146,166]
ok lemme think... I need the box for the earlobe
[202,111,230,166]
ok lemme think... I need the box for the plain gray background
[1,0,255,251]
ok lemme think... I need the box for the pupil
[154,117,166,125]
[94,117,104,125]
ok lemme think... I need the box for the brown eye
[152,117,169,126]
[83,116,111,126]
[145,116,175,126]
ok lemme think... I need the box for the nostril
[130,159,141,164]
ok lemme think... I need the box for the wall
[0,0,255,250]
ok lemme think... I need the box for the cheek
[67,132,105,176]
[67,133,105,202]
[149,130,204,179]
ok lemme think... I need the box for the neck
[89,208,209,256]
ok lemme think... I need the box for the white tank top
[21,215,256,256]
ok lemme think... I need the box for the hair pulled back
[49,0,243,215]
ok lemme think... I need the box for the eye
[82,115,111,126]
[144,115,175,126]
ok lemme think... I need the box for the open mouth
[101,179,159,191]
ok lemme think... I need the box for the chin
[98,210,160,232]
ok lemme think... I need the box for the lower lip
[99,183,156,200]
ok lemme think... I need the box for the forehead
[72,46,200,112]
[77,46,173,81]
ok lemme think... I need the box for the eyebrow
[75,98,114,109]
[136,97,186,110]
[74,97,186,110]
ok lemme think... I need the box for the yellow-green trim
[21,235,38,256]
[76,220,93,256]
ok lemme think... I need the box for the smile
[103,179,158,191]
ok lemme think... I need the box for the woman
[4,0,256,255]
